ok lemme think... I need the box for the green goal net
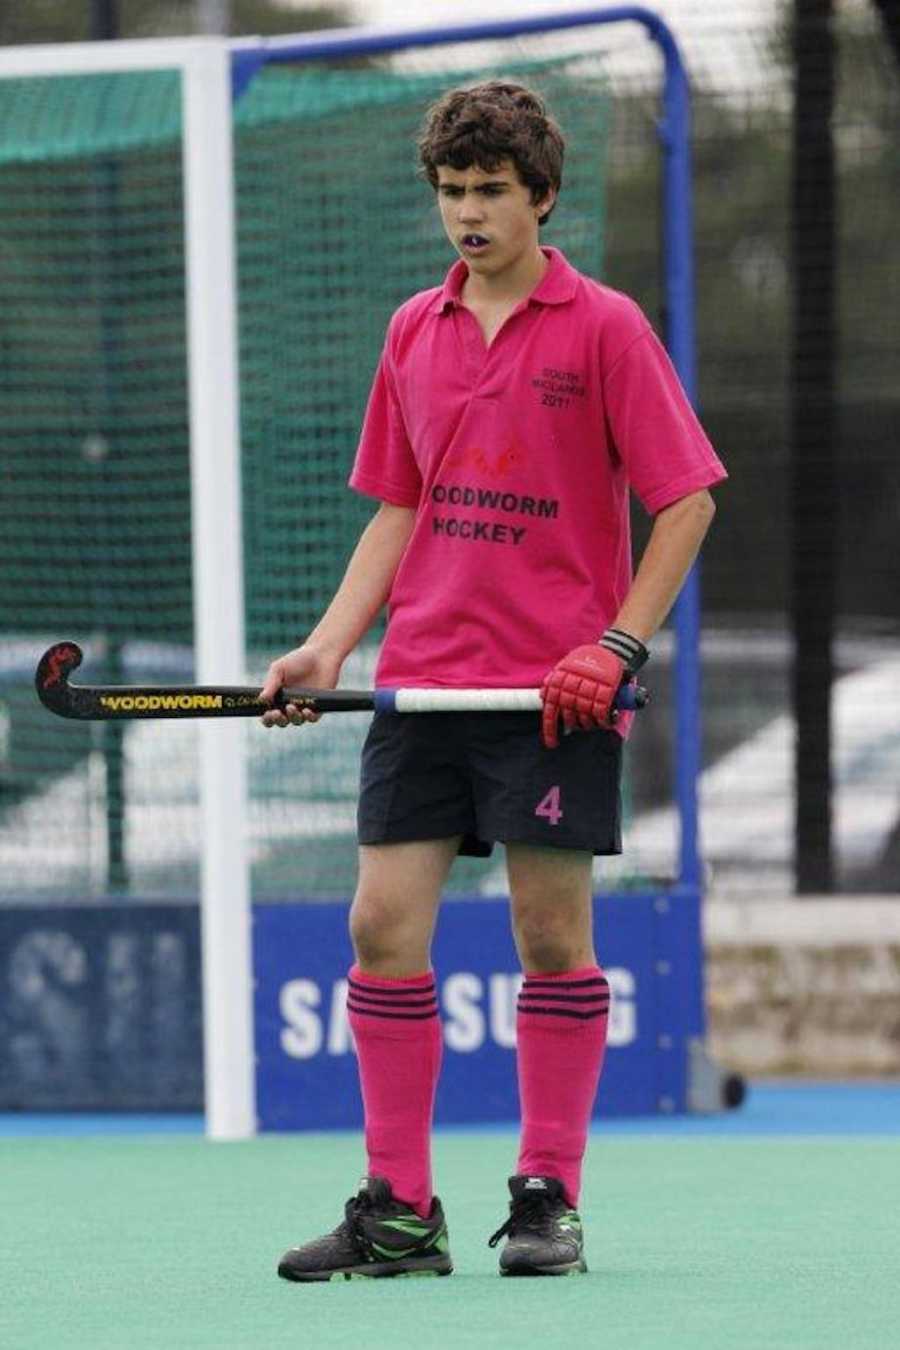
[0,50,610,900]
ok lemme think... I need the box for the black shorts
[357,711,622,857]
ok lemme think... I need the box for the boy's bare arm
[612,488,717,642]
[540,488,717,747]
[307,502,417,663]
[261,502,416,724]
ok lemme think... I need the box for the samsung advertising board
[253,891,704,1129]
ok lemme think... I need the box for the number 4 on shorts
[535,784,563,826]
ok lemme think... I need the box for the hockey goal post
[0,36,251,1136]
[1,8,702,1138]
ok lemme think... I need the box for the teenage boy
[263,81,726,1280]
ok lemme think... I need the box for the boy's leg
[279,837,458,1282]
[491,844,609,1275]
[350,837,458,977]
[508,843,608,1200]
[347,838,459,1213]
[508,843,595,973]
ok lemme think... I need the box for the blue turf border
[2,1084,898,1138]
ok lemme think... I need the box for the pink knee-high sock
[515,965,610,1207]
[346,965,442,1218]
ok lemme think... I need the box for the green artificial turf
[3,1132,898,1350]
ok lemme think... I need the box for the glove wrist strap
[599,627,649,674]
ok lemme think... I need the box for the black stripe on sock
[515,1005,609,1021]
[518,990,609,1006]
[523,976,609,992]
[347,1001,439,1021]
[346,990,438,1010]
[347,976,435,997]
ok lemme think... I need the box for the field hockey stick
[35,641,649,722]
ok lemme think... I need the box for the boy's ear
[535,186,558,219]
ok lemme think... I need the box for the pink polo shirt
[350,246,726,692]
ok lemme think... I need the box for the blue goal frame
[231,5,703,895]
[232,10,715,1122]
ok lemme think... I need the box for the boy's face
[435,159,555,280]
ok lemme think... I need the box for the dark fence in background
[611,1,899,893]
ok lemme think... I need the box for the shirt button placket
[453,309,483,388]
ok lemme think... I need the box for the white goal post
[0,36,252,1139]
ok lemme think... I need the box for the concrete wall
[704,900,900,1076]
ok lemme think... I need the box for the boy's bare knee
[514,917,580,973]
[349,841,455,975]
[350,893,397,966]
[512,893,594,973]
[349,889,433,974]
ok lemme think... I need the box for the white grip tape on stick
[390,688,543,713]
[376,684,644,714]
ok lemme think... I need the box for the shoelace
[487,1193,560,1248]
[343,1193,436,1259]
[341,1192,379,1259]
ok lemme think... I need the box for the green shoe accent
[278,1176,453,1283]
[489,1175,587,1277]
[370,1241,422,1259]
[380,1218,435,1236]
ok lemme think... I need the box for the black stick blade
[35,641,86,719]
[33,641,371,721]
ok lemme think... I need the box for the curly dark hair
[417,80,565,225]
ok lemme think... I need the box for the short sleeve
[603,328,727,514]
[349,347,422,508]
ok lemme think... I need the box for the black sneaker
[277,1176,453,1282]
[488,1175,587,1276]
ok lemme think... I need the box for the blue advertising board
[253,890,704,1130]
[0,890,704,1119]
[0,904,202,1110]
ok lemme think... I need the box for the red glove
[540,643,623,749]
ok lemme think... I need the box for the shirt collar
[429,246,578,315]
